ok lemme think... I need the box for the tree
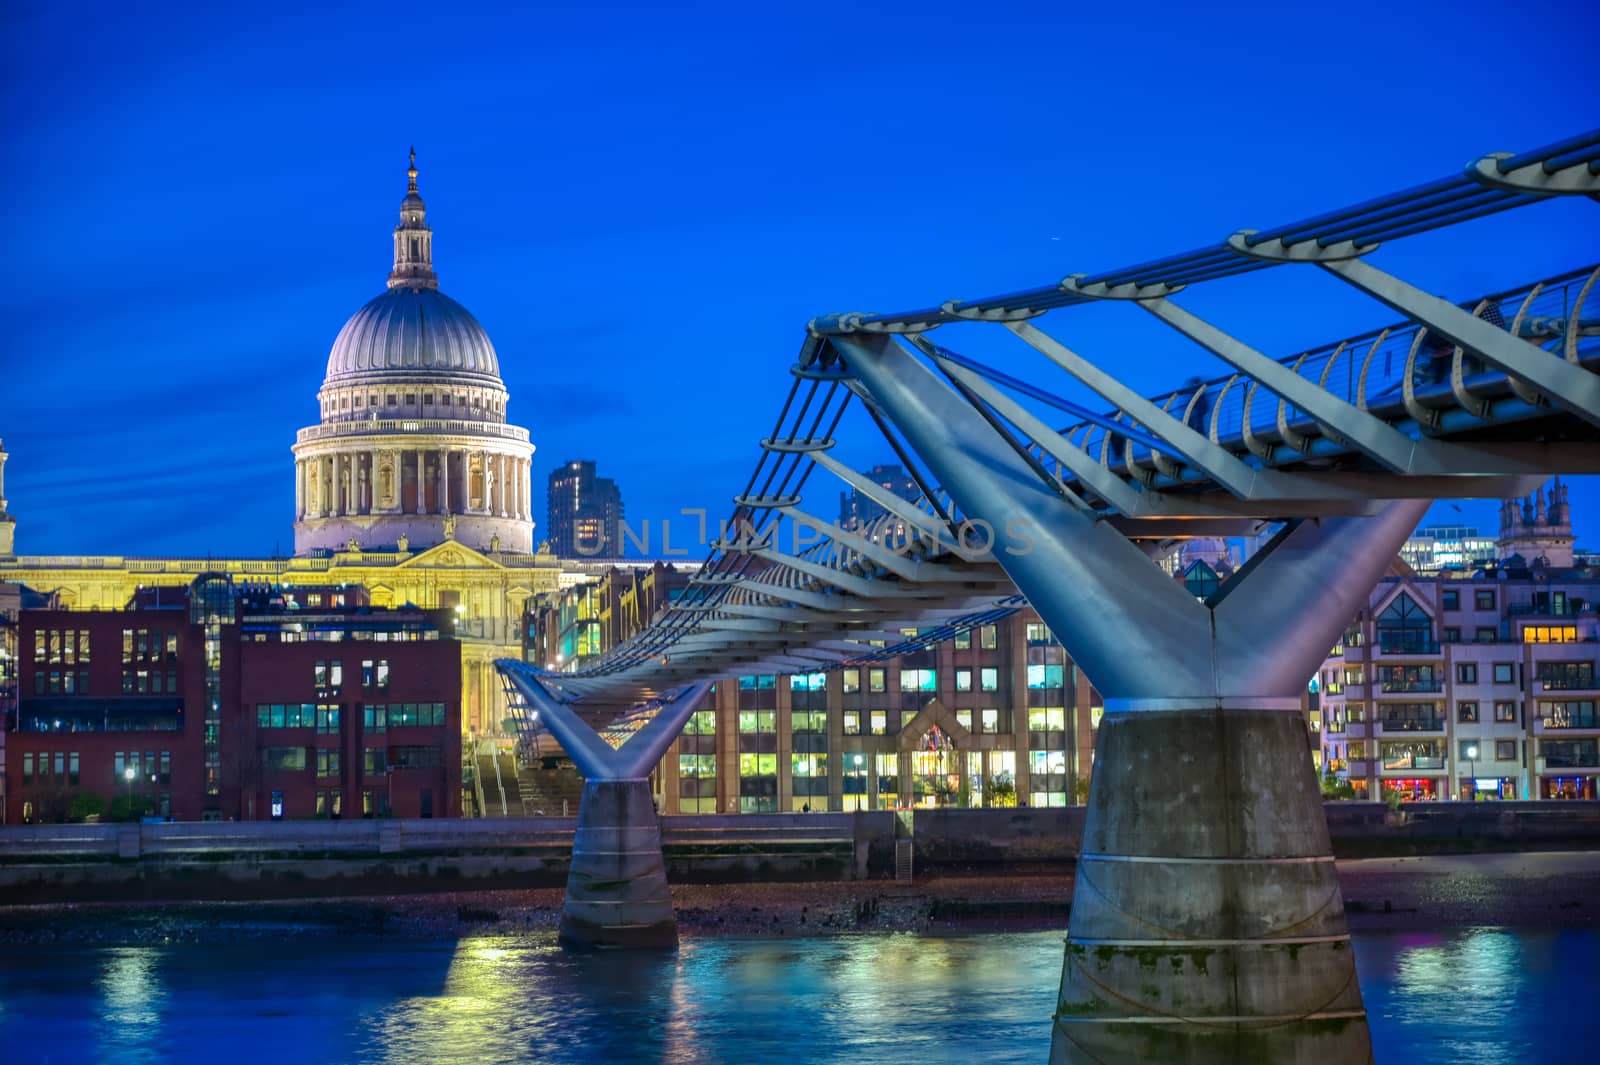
[1319,768,1356,801]
[69,791,107,823]
[987,774,1017,808]
[108,794,153,822]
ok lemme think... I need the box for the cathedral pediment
[396,541,504,570]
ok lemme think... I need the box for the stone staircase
[517,758,585,817]
[496,752,524,814]
[474,752,506,816]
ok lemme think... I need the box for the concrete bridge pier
[1053,705,1369,1064]
[834,332,1436,1063]
[495,669,710,949]
[562,777,676,948]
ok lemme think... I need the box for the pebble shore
[2,852,1596,947]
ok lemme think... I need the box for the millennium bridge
[498,130,1600,1063]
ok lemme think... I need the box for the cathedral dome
[293,149,535,561]
[324,287,501,381]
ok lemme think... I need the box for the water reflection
[0,929,1594,1064]
[96,947,166,1064]
[1355,928,1600,1061]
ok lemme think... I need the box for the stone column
[330,454,342,516]
[294,459,304,521]
[439,448,450,514]
[416,450,427,514]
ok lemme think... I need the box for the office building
[546,461,625,557]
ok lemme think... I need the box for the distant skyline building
[547,461,625,557]
[838,464,919,532]
[1401,525,1498,574]
[1498,478,1575,568]
[291,150,536,556]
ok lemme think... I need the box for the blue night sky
[3,1,1597,558]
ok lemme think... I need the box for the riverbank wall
[1,802,1596,904]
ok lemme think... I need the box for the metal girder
[743,547,994,599]
[1107,517,1274,539]
[717,602,835,624]
[927,350,1167,514]
[725,579,869,612]
[778,505,972,582]
[1125,291,1574,473]
[808,450,957,544]
[1006,320,1332,500]
[1273,254,1600,428]
[927,351,1389,518]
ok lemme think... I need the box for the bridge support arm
[496,663,711,949]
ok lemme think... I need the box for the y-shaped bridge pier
[498,675,709,947]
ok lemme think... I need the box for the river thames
[2,927,1596,1063]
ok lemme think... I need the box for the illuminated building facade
[3,579,461,824]
[292,151,536,557]
[1401,525,1499,573]
[546,461,624,557]
[1317,484,1599,801]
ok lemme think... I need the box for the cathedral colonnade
[294,446,533,524]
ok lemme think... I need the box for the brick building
[4,576,461,823]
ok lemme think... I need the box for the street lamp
[123,764,136,819]
[1464,743,1478,801]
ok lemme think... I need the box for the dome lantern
[389,146,438,291]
